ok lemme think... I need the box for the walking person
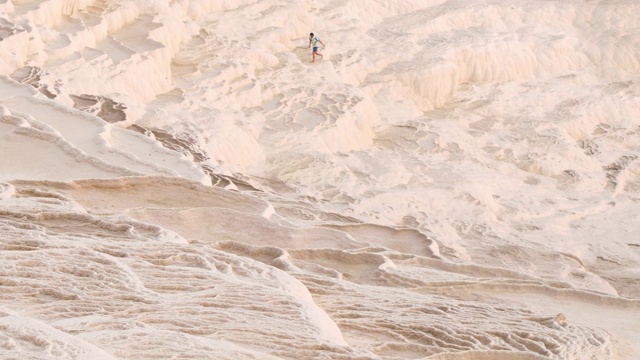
[308,32,325,62]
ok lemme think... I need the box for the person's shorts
[313,47,318,52]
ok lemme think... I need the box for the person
[308,32,325,62]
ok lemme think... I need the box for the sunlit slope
[1,1,639,359]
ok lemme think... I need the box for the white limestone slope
[1,0,640,359]
[0,76,208,183]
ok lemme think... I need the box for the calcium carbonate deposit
[1,0,639,359]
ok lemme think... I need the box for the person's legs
[311,47,322,62]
